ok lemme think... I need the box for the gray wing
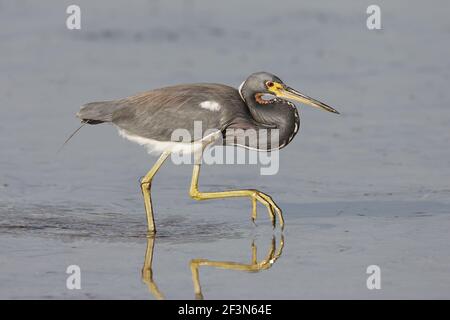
[111,83,250,142]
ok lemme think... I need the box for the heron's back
[78,83,251,143]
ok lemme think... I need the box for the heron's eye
[266,81,274,88]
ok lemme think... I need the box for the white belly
[117,128,221,155]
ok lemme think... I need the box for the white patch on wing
[199,101,221,111]
[117,128,221,155]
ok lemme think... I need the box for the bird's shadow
[141,234,285,300]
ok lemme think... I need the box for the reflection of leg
[141,236,164,300]
[189,164,284,229]
[190,262,204,300]
[190,235,285,299]
[140,151,171,235]
[251,241,257,265]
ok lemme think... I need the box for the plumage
[77,76,303,152]
[75,72,339,234]
[110,84,246,143]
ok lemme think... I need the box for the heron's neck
[244,93,300,149]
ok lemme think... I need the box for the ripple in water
[0,201,245,243]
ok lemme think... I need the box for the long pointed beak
[279,86,340,114]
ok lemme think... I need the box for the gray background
[1,0,449,299]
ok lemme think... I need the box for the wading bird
[76,72,339,235]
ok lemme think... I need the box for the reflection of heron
[140,235,284,300]
[190,235,284,300]
[77,72,339,234]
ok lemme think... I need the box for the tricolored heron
[76,72,339,234]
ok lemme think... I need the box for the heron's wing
[111,83,247,142]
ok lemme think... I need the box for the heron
[76,72,339,235]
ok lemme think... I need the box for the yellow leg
[141,151,171,235]
[141,236,165,300]
[189,164,284,230]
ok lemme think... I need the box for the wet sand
[1,1,450,298]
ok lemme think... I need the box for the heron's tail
[76,100,123,124]
[58,100,123,153]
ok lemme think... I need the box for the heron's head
[240,72,339,114]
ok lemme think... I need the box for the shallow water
[1,0,450,298]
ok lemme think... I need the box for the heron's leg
[189,164,284,229]
[140,151,171,235]
[141,236,164,300]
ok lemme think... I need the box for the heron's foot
[189,186,284,229]
[250,190,284,230]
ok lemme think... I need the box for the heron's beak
[271,84,340,114]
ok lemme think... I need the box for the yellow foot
[190,164,285,230]
[250,190,284,230]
